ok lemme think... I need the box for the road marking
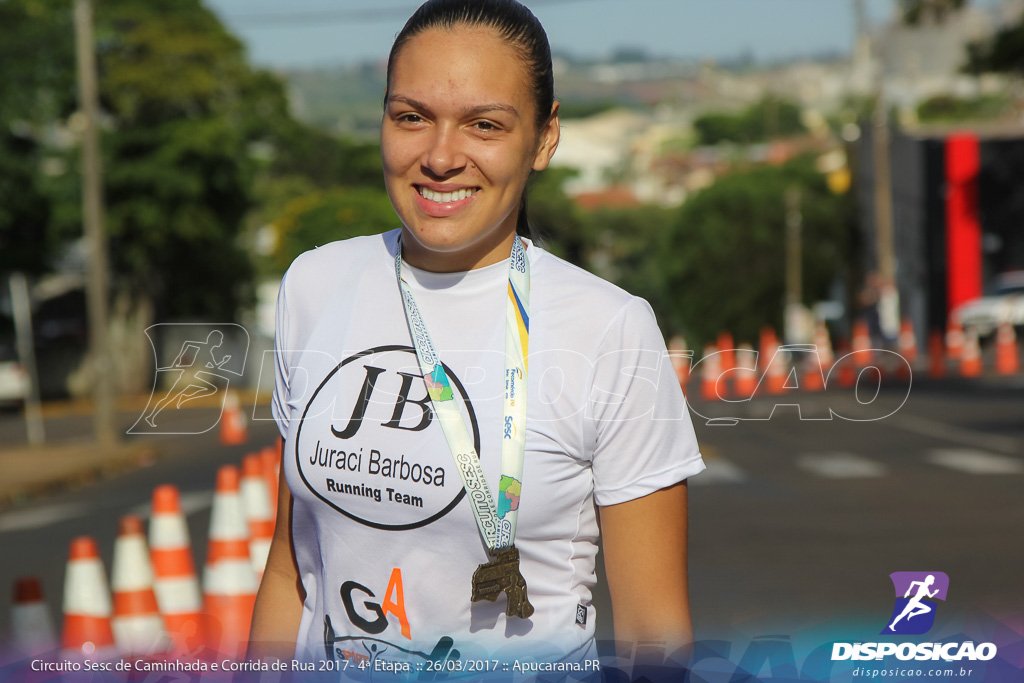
[0,502,91,533]
[127,490,214,518]
[926,449,1024,475]
[889,414,1021,455]
[797,452,887,479]
[690,458,747,485]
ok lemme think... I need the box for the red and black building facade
[857,123,1024,342]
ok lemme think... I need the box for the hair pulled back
[386,0,555,238]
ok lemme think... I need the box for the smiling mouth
[417,186,479,203]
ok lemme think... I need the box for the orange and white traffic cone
[700,344,721,401]
[995,322,1020,376]
[11,577,56,656]
[801,352,825,392]
[241,455,275,582]
[898,318,917,363]
[667,334,690,396]
[835,340,857,388]
[717,331,735,375]
[960,329,982,377]
[851,319,873,367]
[813,321,834,373]
[758,327,778,375]
[261,445,281,511]
[62,537,117,660]
[220,389,248,447]
[150,485,204,656]
[928,331,946,379]
[203,465,258,658]
[732,343,759,399]
[946,316,964,361]
[111,515,168,655]
[764,347,788,395]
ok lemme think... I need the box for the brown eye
[473,120,499,132]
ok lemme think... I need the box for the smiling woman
[381,19,559,273]
[249,0,705,673]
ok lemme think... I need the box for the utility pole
[74,0,116,446]
[784,186,808,344]
[871,31,901,344]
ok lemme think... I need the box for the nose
[421,123,467,177]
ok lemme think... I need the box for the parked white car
[954,271,1024,340]
[0,339,29,408]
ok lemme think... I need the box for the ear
[531,101,561,172]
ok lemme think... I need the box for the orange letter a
[381,567,411,639]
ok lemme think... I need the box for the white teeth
[418,187,476,203]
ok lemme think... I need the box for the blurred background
[0,0,1022,675]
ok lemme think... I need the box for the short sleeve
[587,297,704,506]
[270,272,291,440]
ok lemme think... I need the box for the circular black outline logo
[295,345,480,530]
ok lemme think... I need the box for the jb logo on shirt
[295,345,481,530]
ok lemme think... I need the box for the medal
[395,235,533,618]
[471,545,534,619]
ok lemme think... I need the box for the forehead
[389,25,532,112]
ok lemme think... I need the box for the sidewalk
[0,440,157,509]
[0,390,270,509]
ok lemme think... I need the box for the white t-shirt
[272,229,704,672]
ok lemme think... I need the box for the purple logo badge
[881,571,949,635]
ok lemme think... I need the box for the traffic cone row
[927,317,1021,378]
[17,440,283,662]
[678,314,1022,400]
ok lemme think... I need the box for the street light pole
[784,186,810,344]
[870,17,901,344]
[74,0,116,446]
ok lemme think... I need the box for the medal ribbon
[395,236,530,552]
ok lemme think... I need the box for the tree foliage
[0,1,75,278]
[899,0,967,25]
[272,187,397,273]
[0,0,388,321]
[657,157,854,347]
[967,12,1024,75]
[693,96,805,146]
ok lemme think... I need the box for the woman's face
[382,25,559,272]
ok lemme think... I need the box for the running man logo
[129,324,249,434]
[881,571,949,635]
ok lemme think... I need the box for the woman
[250,0,704,670]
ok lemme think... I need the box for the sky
[202,0,991,70]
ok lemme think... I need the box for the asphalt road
[0,375,1021,653]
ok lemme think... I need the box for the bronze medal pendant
[471,545,535,619]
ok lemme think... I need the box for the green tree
[89,0,266,320]
[272,187,398,272]
[526,166,588,265]
[917,93,1009,122]
[693,96,805,146]
[899,0,967,25]
[659,157,854,347]
[0,131,52,276]
[967,12,1024,74]
[0,1,75,279]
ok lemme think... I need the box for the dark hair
[386,0,555,238]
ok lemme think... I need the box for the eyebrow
[388,94,520,119]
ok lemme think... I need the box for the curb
[0,443,159,511]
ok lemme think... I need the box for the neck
[400,230,522,273]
